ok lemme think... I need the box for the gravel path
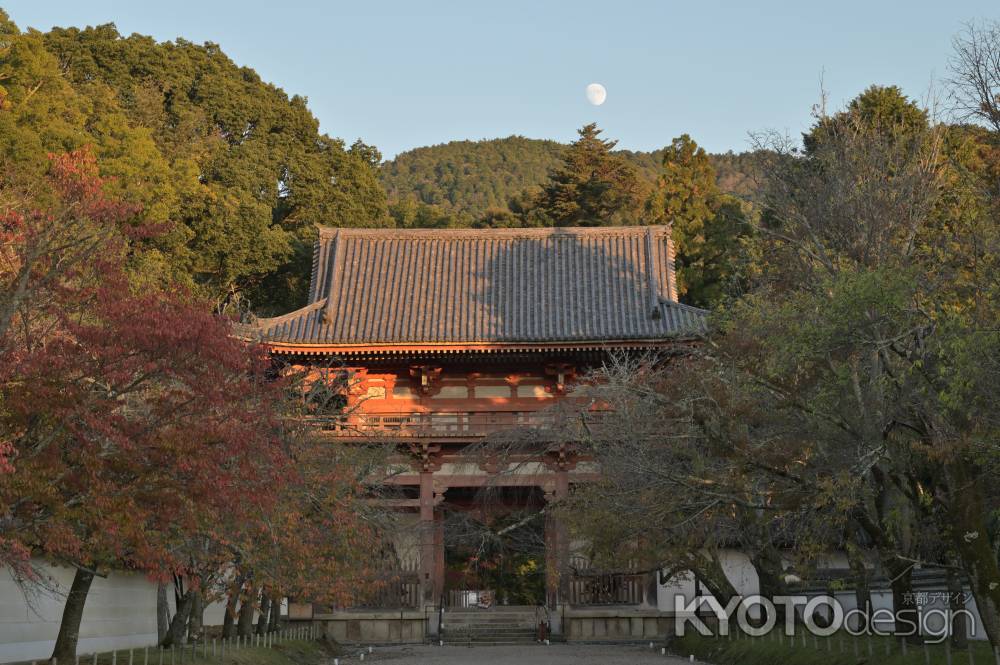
[329,643,696,664]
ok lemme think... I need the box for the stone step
[444,617,537,628]
[445,611,538,616]
[445,626,537,634]
[443,641,541,646]
[445,637,539,644]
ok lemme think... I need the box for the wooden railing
[325,563,421,610]
[311,410,597,439]
[568,556,646,606]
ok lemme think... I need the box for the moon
[586,83,607,106]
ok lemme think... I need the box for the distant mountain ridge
[380,135,755,223]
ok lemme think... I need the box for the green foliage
[381,135,566,224]
[529,123,647,226]
[804,85,928,154]
[650,134,752,306]
[0,14,387,313]
[380,135,758,225]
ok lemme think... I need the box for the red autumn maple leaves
[0,148,381,636]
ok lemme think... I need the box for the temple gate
[245,225,705,641]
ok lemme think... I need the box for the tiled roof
[248,226,707,347]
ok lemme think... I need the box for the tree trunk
[160,592,193,647]
[884,558,922,644]
[269,596,281,631]
[845,541,873,631]
[237,584,258,638]
[222,576,244,639]
[688,553,739,606]
[256,594,271,635]
[947,567,969,650]
[858,476,923,644]
[187,590,204,642]
[748,545,790,625]
[946,459,1000,648]
[157,582,171,642]
[51,567,95,663]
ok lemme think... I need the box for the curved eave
[253,337,703,357]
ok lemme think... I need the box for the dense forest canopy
[0,13,388,315]
[381,135,757,226]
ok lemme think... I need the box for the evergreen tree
[652,134,750,307]
[804,85,928,154]
[531,124,646,226]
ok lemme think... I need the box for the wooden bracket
[409,365,443,396]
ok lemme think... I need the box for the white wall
[1,561,236,664]
[657,549,760,613]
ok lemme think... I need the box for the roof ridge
[317,225,670,239]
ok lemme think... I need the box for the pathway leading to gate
[330,643,698,664]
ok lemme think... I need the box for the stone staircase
[440,606,544,646]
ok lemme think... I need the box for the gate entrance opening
[441,486,546,608]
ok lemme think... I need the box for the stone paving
[331,643,696,664]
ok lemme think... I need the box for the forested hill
[380,136,756,222]
[0,14,388,315]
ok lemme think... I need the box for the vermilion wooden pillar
[545,469,571,607]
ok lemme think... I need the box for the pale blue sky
[4,1,997,158]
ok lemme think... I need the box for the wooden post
[419,471,436,605]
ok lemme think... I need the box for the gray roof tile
[250,226,707,346]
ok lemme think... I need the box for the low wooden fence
[568,556,645,606]
[13,624,319,665]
